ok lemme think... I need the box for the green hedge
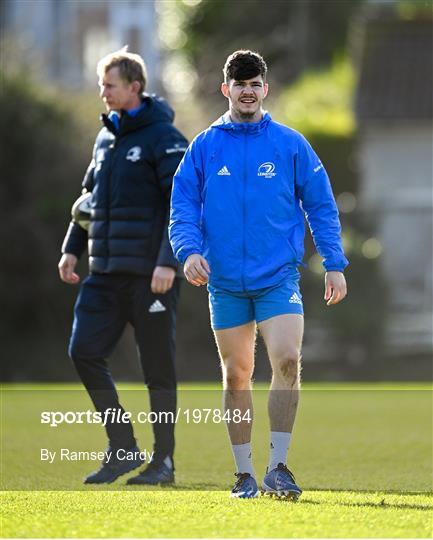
[0,72,91,380]
[274,59,388,374]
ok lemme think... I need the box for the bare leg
[214,322,256,445]
[258,314,303,434]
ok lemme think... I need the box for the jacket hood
[101,94,175,134]
[210,111,272,133]
[138,94,175,125]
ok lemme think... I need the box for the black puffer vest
[62,95,188,275]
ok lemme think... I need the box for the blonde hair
[97,46,147,93]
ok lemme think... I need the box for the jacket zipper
[106,137,118,268]
[241,132,247,291]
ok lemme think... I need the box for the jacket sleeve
[169,139,204,264]
[295,135,349,272]
[153,129,189,269]
[61,148,96,258]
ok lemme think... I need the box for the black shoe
[126,460,175,485]
[84,445,144,484]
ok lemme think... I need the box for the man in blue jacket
[58,48,187,485]
[170,50,348,499]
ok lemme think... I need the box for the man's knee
[68,337,92,365]
[272,348,301,384]
[68,348,92,372]
[68,340,81,364]
[223,361,253,390]
[68,330,113,364]
[68,340,101,370]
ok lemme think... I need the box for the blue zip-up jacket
[169,112,348,292]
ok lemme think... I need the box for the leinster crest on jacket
[126,146,142,162]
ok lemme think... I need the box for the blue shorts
[208,277,304,331]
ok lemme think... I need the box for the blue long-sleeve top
[169,112,348,292]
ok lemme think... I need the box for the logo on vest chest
[126,146,142,162]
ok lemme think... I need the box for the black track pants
[68,274,179,463]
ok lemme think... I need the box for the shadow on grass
[300,494,432,512]
[306,488,433,496]
[123,482,224,491]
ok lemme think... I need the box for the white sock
[231,442,255,477]
[268,431,291,471]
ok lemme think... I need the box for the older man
[59,48,187,485]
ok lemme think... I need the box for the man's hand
[151,266,176,294]
[324,271,347,306]
[184,254,210,287]
[58,253,80,284]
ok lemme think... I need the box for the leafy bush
[0,72,91,380]
[274,56,355,138]
[275,58,388,375]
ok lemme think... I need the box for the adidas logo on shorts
[149,300,166,313]
[289,292,302,305]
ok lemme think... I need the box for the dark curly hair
[223,50,267,83]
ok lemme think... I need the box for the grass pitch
[3,490,432,538]
[1,383,432,538]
